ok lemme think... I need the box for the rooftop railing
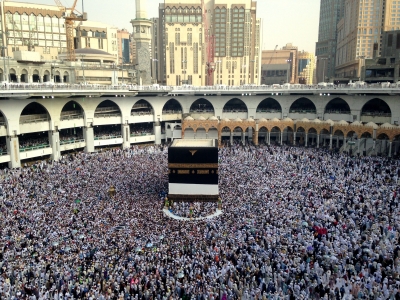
[94,135,122,140]
[19,144,50,152]
[60,139,85,145]
[20,114,49,124]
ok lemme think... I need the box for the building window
[397,33,400,49]
[388,34,393,47]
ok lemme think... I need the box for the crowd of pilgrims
[1,142,400,300]
[170,202,218,219]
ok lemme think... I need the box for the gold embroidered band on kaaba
[168,163,218,169]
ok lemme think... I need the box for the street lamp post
[286,59,292,84]
[321,57,328,83]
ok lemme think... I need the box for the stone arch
[377,132,390,141]
[184,127,195,139]
[333,129,344,136]
[289,97,317,113]
[0,68,4,82]
[9,68,16,82]
[361,98,391,118]
[256,98,282,112]
[360,131,373,138]
[196,126,207,138]
[0,109,8,128]
[258,126,268,142]
[32,69,40,83]
[54,70,61,83]
[19,102,51,124]
[270,126,281,143]
[94,100,122,117]
[132,99,154,115]
[162,99,183,113]
[63,71,70,83]
[43,70,51,82]
[306,126,318,134]
[60,101,85,121]
[20,69,29,83]
[346,130,357,139]
[222,98,248,113]
[296,126,306,133]
[189,98,215,113]
[325,98,351,114]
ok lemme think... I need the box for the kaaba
[168,139,218,202]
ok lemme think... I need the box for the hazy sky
[18,0,321,53]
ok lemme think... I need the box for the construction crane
[267,45,278,65]
[54,0,87,61]
[201,0,215,86]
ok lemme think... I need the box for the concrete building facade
[315,0,344,83]
[159,0,262,86]
[261,44,297,85]
[297,51,316,85]
[362,30,400,82]
[74,20,119,60]
[334,0,400,82]
[0,1,67,61]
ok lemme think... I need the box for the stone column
[280,132,283,145]
[254,131,259,145]
[305,133,308,147]
[241,131,245,144]
[248,127,253,142]
[154,120,161,145]
[317,134,320,148]
[389,141,393,157]
[293,132,296,145]
[122,124,130,149]
[268,131,271,145]
[329,134,333,150]
[373,139,376,155]
[48,130,60,161]
[84,126,95,153]
[357,139,361,155]
[230,131,233,144]
[7,136,21,168]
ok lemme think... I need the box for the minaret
[131,0,152,85]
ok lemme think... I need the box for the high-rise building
[0,1,67,60]
[261,44,297,85]
[297,51,315,85]
[334,0,400,81]
[74,21,119,59]
[159,0,262,86]
[117,29,130,65]
[315,0,344,82]
[150,17,160,83]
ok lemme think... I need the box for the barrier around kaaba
[168,139,219,202]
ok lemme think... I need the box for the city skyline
[16,0,321,53]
